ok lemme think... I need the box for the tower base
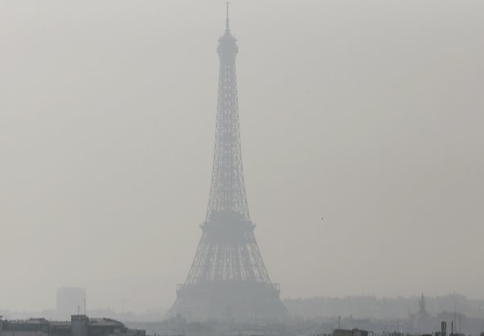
[167,281,288,322]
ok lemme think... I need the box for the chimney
[441,321,447,336]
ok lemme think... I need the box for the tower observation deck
[167,6,287,322]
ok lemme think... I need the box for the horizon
[1,292,481,315]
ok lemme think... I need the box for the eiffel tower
[167,5,287,322]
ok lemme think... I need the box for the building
[333,329,370,336]
[0,315,145,336]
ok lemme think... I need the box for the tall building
[168,7,287,322]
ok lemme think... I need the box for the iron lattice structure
[168,9,287,322]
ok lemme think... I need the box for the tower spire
[225,2,230,32]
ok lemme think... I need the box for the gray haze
[1,1,483,313]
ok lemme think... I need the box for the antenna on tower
[225,2,230,32]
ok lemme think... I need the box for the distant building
[0,315,145,336]
[412,294,433,333]
[57,288,86,317]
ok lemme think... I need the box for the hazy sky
[1,1,483,313]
